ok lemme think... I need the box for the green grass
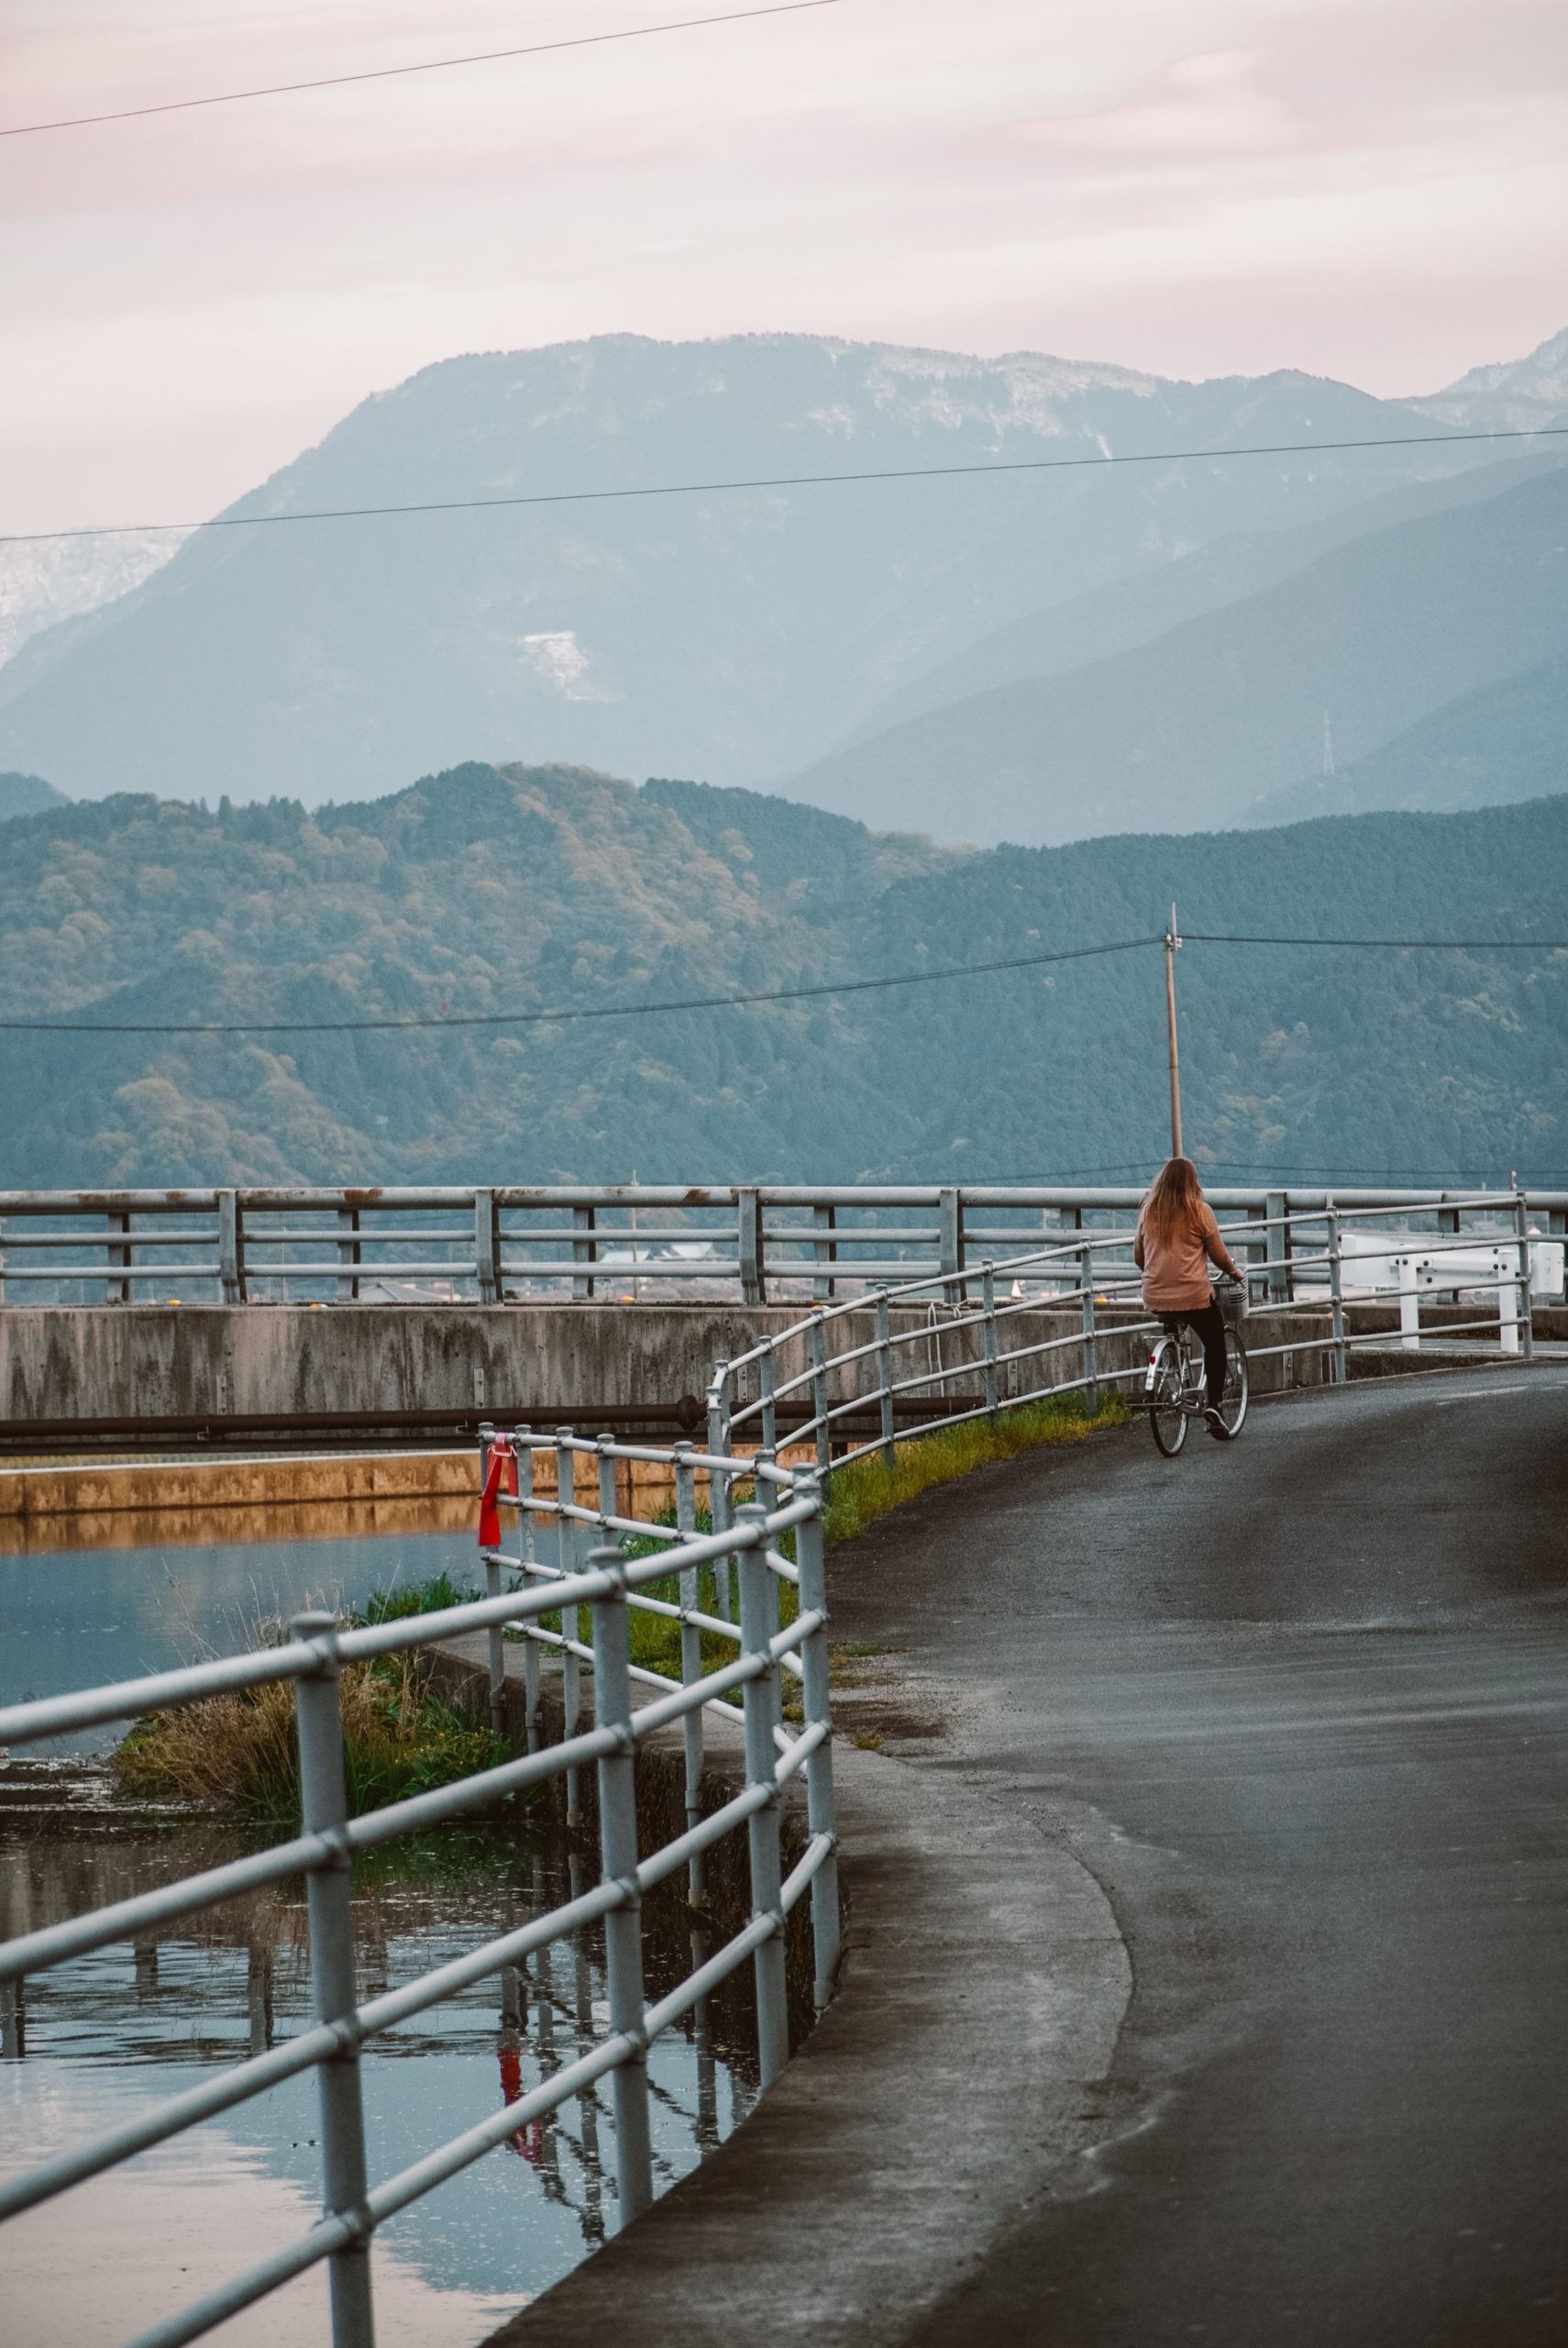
[821,1388,1132,1548]
[112,1573,512,1820]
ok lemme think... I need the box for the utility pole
[1164,903,1183,1159]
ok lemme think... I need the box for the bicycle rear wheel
[1216,1326,1249,1437]
[1148,1339,1187,1456]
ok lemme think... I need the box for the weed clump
[112,1572,508,1820]
[821,1388,1132,1547]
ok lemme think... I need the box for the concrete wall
[0,1296,1526,1437]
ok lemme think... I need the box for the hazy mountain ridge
[785,459,1568,844]
[2,761,1563,1191]
[0,333,1511,813]
[0,770,71,822]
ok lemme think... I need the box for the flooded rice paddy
[0,1519,756,2346]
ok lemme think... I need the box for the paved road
[827,1366,1568,2348]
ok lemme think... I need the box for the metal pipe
[516,1443,541,1752]
[1326,1202,1346,1385]
[811,1313,831,1479]
[735,1502,790,2087]
[557,1429,581,1826]
[290,1612,375,2348]
[793,1486,840,2013]
[674,1442,706,1907]
[588,1548,655,2226]
[1079,1244,1099,1417]
[875,1290,895,1468]
[981,1262,999,1415]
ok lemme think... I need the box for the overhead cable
[0,2,838,138]
[6,925,1567,1037]
[0,935,1161,1034]
[6,424,1566,548]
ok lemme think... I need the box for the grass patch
[822,1388,1132,1548]
[112,1573,510,1820]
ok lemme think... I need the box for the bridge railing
[0,1182,1564,1307]
[0,1440,838,2348]
[707,1191,1555,1473]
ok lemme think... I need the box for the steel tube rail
[1,1438,838,2348]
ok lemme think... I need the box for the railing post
[1326,1202,1347,1385]
[1245,1202,1266,1306]
[556,1430,581,1826]
[518,1442,541,1753]
[759,1340,778,1454]
[1515,1193,1535,1360]
[1265,1191,1291,1306]
[875,1290,895,1468]
[939,1188,965,1284]
[107,1209,131,1306]
[479,1422,509,1749]
[707,1370,734,1623]
[674,1443,706,1905]
[597,1434,620,1535]
[793,1483,840,2013]
[1397,1254,1420,1350]
[337,1206,361,1303]
[1079,1245,1099,1416]
[217,1189,246,1305]
[735,1502,790,2088]
[588,1546,655,2226]
[981,1262,998,1417]
[812,1202,837,1301]
[739,1188,766,1305]
[810,1313,831,1479]
[572,1205,597,1301]
[475,1188,500,1304]
[291,1611,375,2348]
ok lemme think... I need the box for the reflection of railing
[2,1182,1563,1306]
[0,1442,838,2348]
[706,1190,1551,1475]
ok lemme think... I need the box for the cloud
[2,0,1566,533]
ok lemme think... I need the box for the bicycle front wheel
[1148,1340,1187,1456]
[1217,1326,1249,1437]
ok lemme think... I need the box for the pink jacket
[1133,1200,1242,1311]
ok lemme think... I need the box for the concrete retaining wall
[0,1299,1354,1429]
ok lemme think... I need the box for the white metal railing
[0,1439,838,2348]
[1,1182,1563,1307]
[706,1191,1552,1474]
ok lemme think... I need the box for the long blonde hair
[1143,1156,1204,1246]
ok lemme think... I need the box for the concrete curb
[476,1741,1131,2348]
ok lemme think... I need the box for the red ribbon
[478,1435,517,1548]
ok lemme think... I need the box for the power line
[6,423,1566,548]
[7,923,1566,1037]
[0,934,1163,1035]
[0,2,838,138]
[1187,931,1568,949]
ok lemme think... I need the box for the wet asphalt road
[827,1367,1568,2348]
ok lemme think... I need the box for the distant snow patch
[517,630,612,699]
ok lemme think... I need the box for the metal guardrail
[0,1181,1564,1306]
[705,1191,1553,1475]
[0,1438,839,2348]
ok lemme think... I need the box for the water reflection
[0,1523,484,1751]
[0,1766,757,2343]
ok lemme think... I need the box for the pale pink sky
[4,0,1567,534]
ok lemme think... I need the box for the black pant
[1158,1300,1228,1409]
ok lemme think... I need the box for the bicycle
[1142,1293,1249,1456]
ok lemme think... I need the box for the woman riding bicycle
[1133,1157,1243,1437]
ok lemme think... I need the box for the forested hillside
[2,762,1564,1190]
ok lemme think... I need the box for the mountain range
[5,328,1562,835]
[2,762,1563,1192]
